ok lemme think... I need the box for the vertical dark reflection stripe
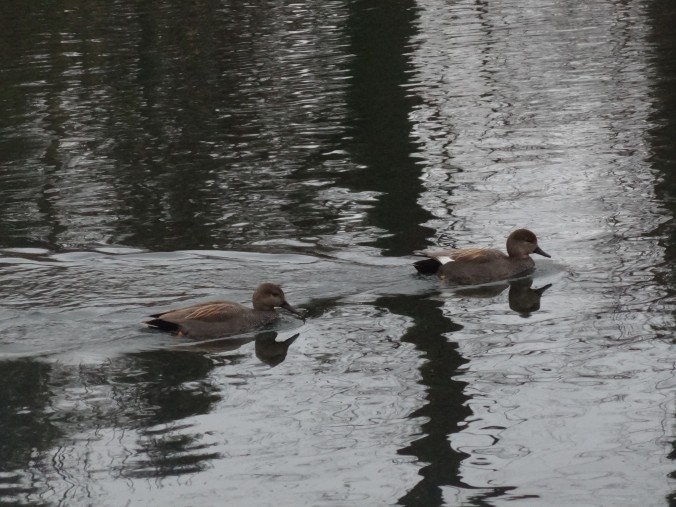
[375,296,470,506]
[342,0,494,502]
[379,296,515,506]
[647,0,676,290]
[646,2,676,506]
[380,293,550,507]
[343,0,434,256]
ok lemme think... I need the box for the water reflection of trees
[0,0,356,251]
[373,296,470,505]
[114,350,222,479]
[0,325,303,503]
[341,0,481,502]
[342,0,434,256]
[0,351,222,502]
[0,360,61,503]
[646,1,676,504]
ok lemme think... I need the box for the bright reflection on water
[0,0,675,506]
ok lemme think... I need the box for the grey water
[0,0,675,506]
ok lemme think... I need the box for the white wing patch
[435,255,454,265]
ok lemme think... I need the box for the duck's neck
[253,305,276,312]
[507,244,529,258]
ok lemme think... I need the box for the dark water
[1,0,675,505]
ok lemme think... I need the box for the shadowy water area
[1,0,675,505]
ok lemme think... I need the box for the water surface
[1,0,675,506]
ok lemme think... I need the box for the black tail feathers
[144,317,180,333]
[413,258,442,274]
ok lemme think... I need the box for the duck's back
[450,247,505,263]
[149,301,280,337]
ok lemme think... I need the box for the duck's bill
[281,301,305,321]
[534,246,551,258]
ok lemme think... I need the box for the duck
[414,229,551,285]
[144,283,304,338]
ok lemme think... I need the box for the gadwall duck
[144,283,304,338]
[414,229,551,285]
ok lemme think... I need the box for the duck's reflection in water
[172,331,299,367]
[254,332,299,366]
[454,279,553,316]
[508,279,552,316]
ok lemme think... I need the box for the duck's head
[506,229,551,259]
[253,283,304,319]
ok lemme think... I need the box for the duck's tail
[413,258,441,274]
[144,316,181,333]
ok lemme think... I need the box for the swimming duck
[414,229,551,285]
[144,283,303,338]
